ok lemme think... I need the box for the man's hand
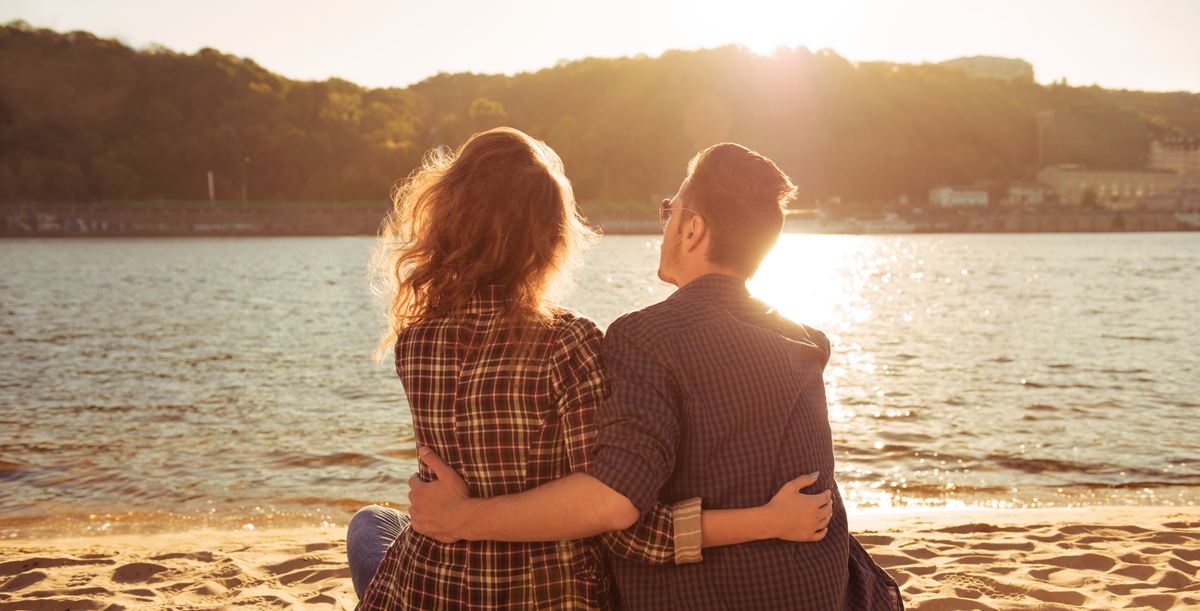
[407,446,477,544]
[764,472,833,542]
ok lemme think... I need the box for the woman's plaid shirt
[357,287,698,611]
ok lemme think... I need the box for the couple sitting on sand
[347,127,903,610]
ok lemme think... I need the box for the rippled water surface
[1,234,1198,537]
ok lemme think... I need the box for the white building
[1150,135,1200,186]
[1006,182,1055,206]
[939,56,1033,81]
[929,185,988,207]
[1037,164,1179,208]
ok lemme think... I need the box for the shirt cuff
[672,497,703,565]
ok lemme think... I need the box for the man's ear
[682,215,707,253]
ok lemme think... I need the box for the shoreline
[3,506,1197,610]
[4,202,1198,237]
[848,503,1198,530]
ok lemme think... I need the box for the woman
[349,128,829,610]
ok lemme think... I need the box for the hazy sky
[4,0,1198,93]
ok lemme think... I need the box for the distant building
[939,56,1033,81]
[1036,106,1148,169]
[1005,181,1055,206]
[929,185,988,207]
[1150,135,1200,186]
[1038,165,1178,208]
[1145,184,1200,211]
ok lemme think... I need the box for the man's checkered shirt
[586,274,903,610]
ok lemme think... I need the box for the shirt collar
[463,285,508,314]
[670,274,750,300]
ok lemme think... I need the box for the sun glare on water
[748,234,874,332]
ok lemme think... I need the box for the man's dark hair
[685,143,797,278]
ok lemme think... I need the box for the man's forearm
[454,472,640,542]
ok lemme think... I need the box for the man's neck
[674,262,746,289]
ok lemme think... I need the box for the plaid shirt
[587,275,903,610]
[357,286,700,611]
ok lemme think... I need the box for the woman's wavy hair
[371,127,598,360]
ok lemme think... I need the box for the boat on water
[1176,211,1200,228]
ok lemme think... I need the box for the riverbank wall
[910,208,1197,233]
[2,203,1197,236]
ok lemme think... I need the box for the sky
[3,0,1199,93]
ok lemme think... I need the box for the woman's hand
[763,472,833,542]
[407,446,476,543]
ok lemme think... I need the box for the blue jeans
[347,505,408,599]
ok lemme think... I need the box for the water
[1,234,1198,538]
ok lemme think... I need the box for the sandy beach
[2,506,1198,610]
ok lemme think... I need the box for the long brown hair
[371,127,597,360]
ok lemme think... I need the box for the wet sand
[1,507,1198,610]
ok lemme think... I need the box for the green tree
[3,23,1199,206]
[90,152,139,198]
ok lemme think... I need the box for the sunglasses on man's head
[658,199,703,229]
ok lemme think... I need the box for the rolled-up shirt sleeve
[600,496,704,565]
[555,316,700,566]
[671,497,703,564]
[584,318,680,516]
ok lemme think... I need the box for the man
[410,142,902,610]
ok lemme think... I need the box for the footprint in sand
[278,566,351,586]
[228,591,297,608]
[1167,557,1199,576]
[1130,593,1178,609]
[932,523,1004,535]
[1027,567,1091,588]
[1109,562,1159,581]
[1138,532,1200,545]
[262,554,327,575]
[906,596,998,611]
[78,552,116,560]
[1025,586,1089,607]
[0,556,115,575]
[855,534,895,546]
[896,546,940,560]
[151,550,216,562]
[968,540,1035,553]
[983,566,1018,576]
[1172,547,1200,562]
[188,580,229,596]
[1151,568,1194,590]
[1037,552,1117,572]
[868,552,920,569]
[1,570,48,592]
[112,562,169,583]
[1026,532,1066,543]
[170,580,232,606]
[1162,521,1200,529]
[305,542,341,553]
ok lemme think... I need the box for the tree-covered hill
[2,21,1198,207]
